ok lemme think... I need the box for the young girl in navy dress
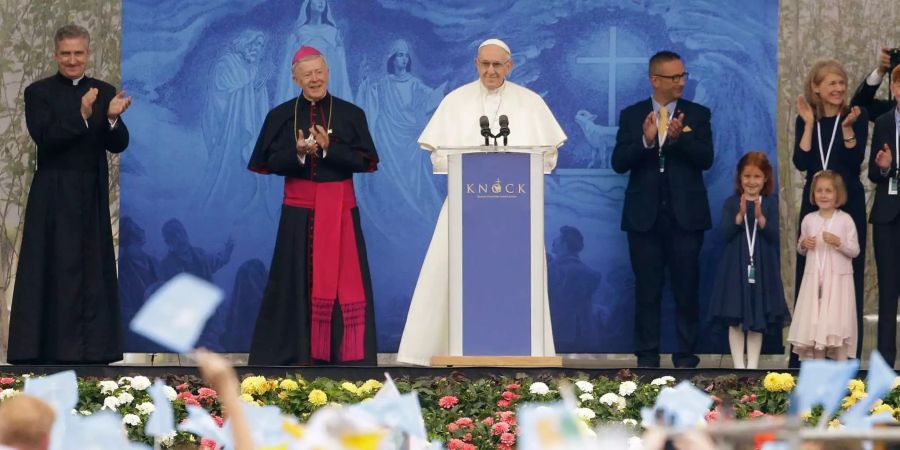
[709,151,788,368]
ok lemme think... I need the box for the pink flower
[454,417,474,428]
[506,383,520,390]
[184,397,200,407]
[705,407,720,422]
[198,387,218,398]
[462,444,475,450]
[711,395,722,404]
[750,394,757,402]
[497,399,510,408]
[211,414,224,427]
[0,377,15,385]
[200,438,218,450]
[500,432,516,445]
[496,445,513,450]
[749,410,765,419]
[439,396,459,409]
[482,417,495,426]
[176,383,189,391]
[499,411,516,425]
[740,395,750,403]
[463,433,473,442]
[447,423,459,432]
[491,422,511,436]
[501,391,520,401]
[176,391,194,401]
[448,439,465,450]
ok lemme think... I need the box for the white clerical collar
[70,73,86,86]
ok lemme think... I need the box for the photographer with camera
[851,47,900,121]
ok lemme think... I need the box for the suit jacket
[851,79,894,123]
[868,108,900,224]
[612,98,714,232]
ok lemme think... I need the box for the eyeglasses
[478,60,509,71]
[653,72,689,83]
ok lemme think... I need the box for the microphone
[479,115,492,146]
[498,115,510,146]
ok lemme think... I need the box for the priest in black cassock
[247,46,379,366]
[8,24,132,364]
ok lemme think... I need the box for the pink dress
[787,210,860,359]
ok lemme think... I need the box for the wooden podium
[429,146,562,367]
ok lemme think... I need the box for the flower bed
[0,370,894,449]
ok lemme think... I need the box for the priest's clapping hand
[642,111,658,145]
[309,124,330,150]
[296,129,319,157]
[81,87,98,120]
[107,91,132,120]
[666,112,685,141]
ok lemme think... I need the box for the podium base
[429,356,563,367]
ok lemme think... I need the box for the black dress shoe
[637,356,661,368]
[673,354,700,368]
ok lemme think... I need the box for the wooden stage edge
[430,356,564,367]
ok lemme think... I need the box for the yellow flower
[842,390,867,409]
[800,411,812,422]
[341,382,359,394]
[763,372,795,392]
[872,403,894,416]
[278,391,289,401]
[240,376,272,395]
[308,389,328,406]
[848,379,865,394]
[359,379,383,394]
[279,379,300,391]
[240,393,255,403]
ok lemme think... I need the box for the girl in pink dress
[788,170,860,360]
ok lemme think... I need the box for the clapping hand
[800,235,817,251]
[754,198,767,229]
[822,231,842,248]
[736,196,747,225]
[841,106,861,128]
[797,95,814,124]
[81,87,98,120]
[296,129,319,157]
[107,91,132,120]
[309,124,330,150]
[875,143,893,170]
[666,112,686,141]
[642,111,658,146]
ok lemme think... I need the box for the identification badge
[747,264,756,284]
[659,155,666,173]
[890,177,898,195]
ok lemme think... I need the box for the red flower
[0,377,15,385]
[500,432,516,445]
[184,397,200,407]
[499,411,516,425]
[506,383,520,390]
[439,396,459,409]
[491,422,511,436]
[447,423,460,432]
[497,445,512,450]
[482,417,495,426]
[454,417,474,428]
[200,438,218,450]
[198,387,218,398]
[750,394,757,402]
[448,439,465,450]
[462,444,475,450]
[211,414,224,427]
[463,433,472,442]
[501,391,520,401]
[176,383,189,391]
[749,410,765,419]
[497,399,511,408]
[176,391,194,401]
[705,407,720,422]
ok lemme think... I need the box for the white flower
[616,397,627,411]
[98,380,119,394]
[599,392,620,406]
[118,376,133,385]
[529,382,550,395]
[122,414,142,426]
[102,396,120,411]
[79,410,92,416]
[161,431,177,446]
[650,376,675,386]
[0,389,20,400]
[579,393,594,402]
[619,381,638,397]
[117,392,135,405]
[130,376,151,391]
[70,409,78,415]
[628,436,644,450]
[574,407,597,421]
[623,419,638,427]
[575,380,594,393]
[136,402,156,415]
[163,386,177,401]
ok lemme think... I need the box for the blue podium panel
[461,152,532,355]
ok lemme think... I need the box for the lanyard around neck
[816,114,841,170]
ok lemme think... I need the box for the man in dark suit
[869,64,900,367]
[612,51,713,368]
[852,47,897,122]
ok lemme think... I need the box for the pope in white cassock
[397,39,567,365]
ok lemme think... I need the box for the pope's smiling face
[475,44,512,90]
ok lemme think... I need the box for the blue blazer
[612,98,714,232]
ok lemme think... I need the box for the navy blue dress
[708,194,788,332]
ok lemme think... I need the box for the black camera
[890,48,900,71]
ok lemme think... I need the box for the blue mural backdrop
[120,0,779,354]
